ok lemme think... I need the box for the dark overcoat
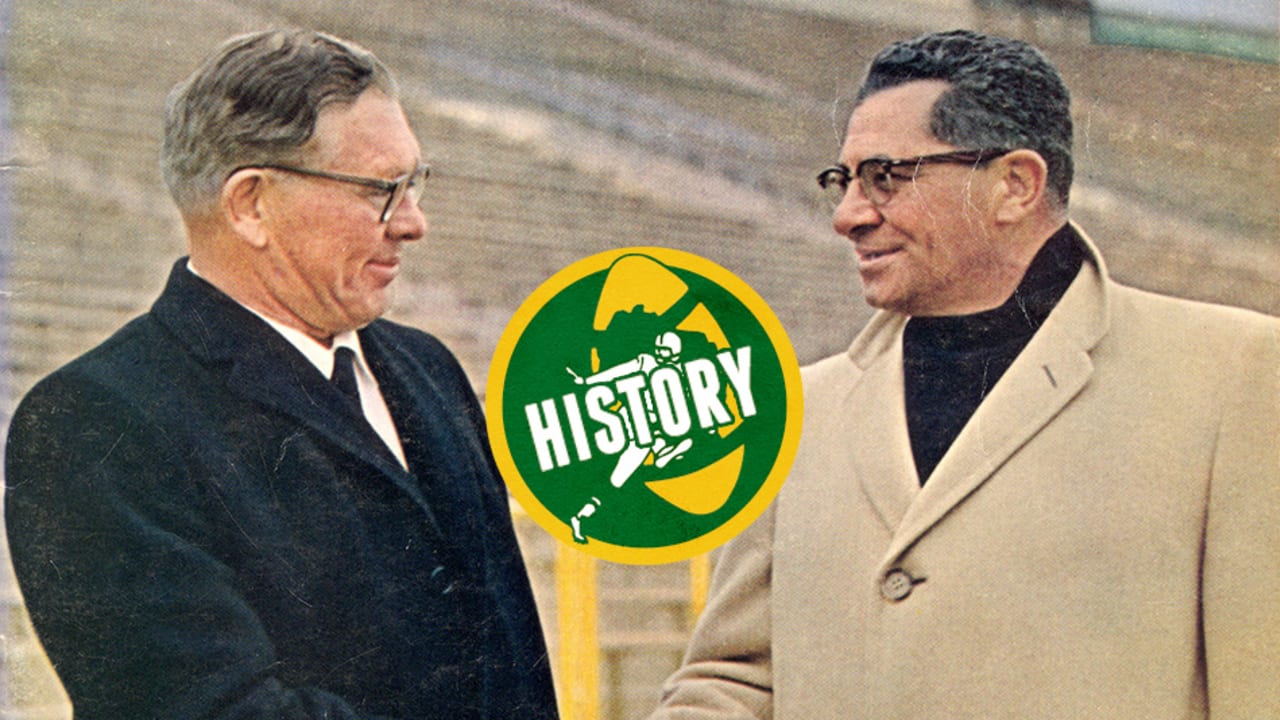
[6,260,559,720]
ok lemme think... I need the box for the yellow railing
[555,543,601,720]
[507,501,710,720]
[553,544,710,720]
[687,552,711,624]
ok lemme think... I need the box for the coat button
[880,569,918,601]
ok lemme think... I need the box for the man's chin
[321,299,390,337]
[860,285,900,313]
[353,287,392,322]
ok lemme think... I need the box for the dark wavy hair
[161,29,397,213]
[855,30,1073,206]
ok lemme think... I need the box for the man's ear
[991,149,1049,224]
[220,168,270,249]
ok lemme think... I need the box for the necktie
[331,346,362,413]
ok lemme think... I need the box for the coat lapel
[360,325,491,552]
[222,338,419,485]
[150,261,443,537]
[869,230,1113,567]
[882,313,1096,564]
[843,312,920,533]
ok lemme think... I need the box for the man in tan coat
[649,30,1278,719]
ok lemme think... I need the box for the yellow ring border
[486,246,803,564]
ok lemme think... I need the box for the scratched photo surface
[1,1,1276,718]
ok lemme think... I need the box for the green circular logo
[487,248,802,563]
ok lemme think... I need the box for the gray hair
[161,29,397,214]
[855,30,1074,207]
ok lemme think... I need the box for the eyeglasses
[816,149,1010,208]
[243,162,431,222]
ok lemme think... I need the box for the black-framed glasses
[244,162,431,223]
[816,149,1010,208]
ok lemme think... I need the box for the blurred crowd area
[1,1,1277,717]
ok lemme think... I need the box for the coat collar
[148,259,441,531]
[843,223,1113,566]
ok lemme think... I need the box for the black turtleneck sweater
[904,224,1085,485]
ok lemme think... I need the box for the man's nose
[386,198,427,242]
[831,183,881,238]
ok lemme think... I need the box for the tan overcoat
[652,228,1280,719]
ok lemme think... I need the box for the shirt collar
[259,317,364,380]
[186,260,366,379]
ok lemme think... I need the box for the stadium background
[1,0,1276,717]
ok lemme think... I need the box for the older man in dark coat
[5,29,558,720]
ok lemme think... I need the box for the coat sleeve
[3,374,397,720]
[647,502,775,720]
[1201,319,1280,718]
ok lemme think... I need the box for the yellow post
[688,553,711,628]
[555,544,599,720]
